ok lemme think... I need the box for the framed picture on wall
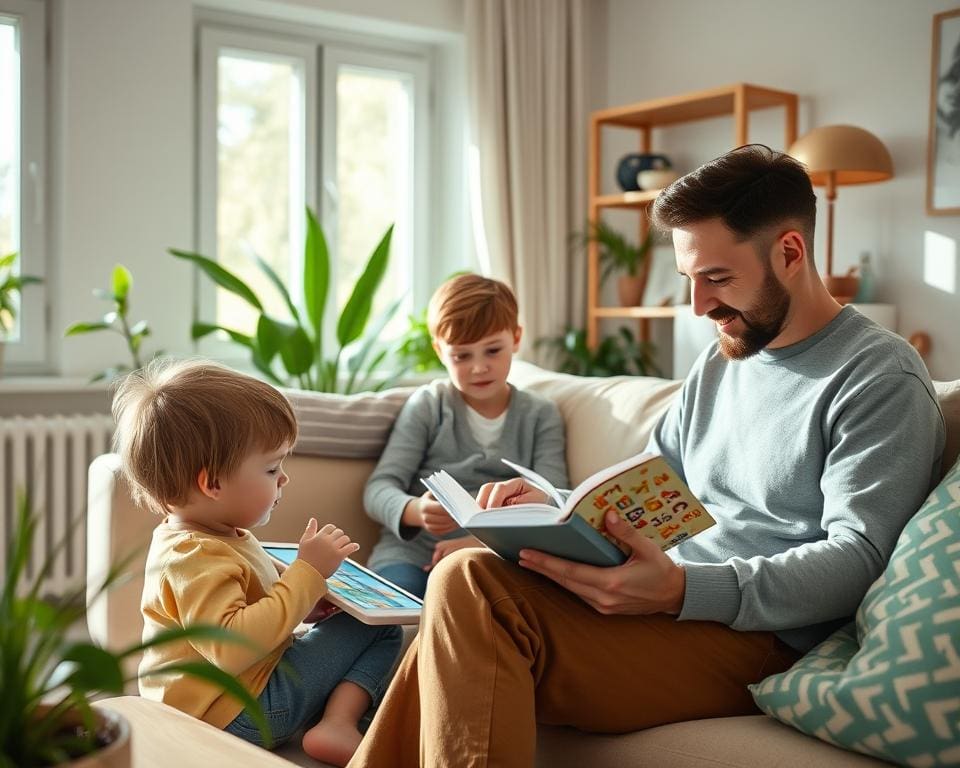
[927,8,960,215]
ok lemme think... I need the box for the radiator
[0,414,115,596]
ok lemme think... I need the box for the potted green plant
[570,221,654,306]
[171,208,401,393]
[64,265,156,382]
[0,252,43,375]
[535,326,660,378]
[0,493,268,767]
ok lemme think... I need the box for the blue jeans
[375,562,429,598]
[224,613,402,748]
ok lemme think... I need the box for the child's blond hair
[427,273,519,345]
[112,358,297,516]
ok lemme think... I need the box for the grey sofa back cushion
[284,386,416,459]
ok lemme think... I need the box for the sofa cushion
[508,361,682,485]
[750,452,960,766]
[284,386,415,458]
[935,379,960,474]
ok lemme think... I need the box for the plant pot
[823,274,860,305]
[36,704,131,768]
[617,274,647,307]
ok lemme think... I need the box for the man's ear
[512,326,523,351]
[196,468,220,500]
[775,230,807,276]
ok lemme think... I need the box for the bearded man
[348,145,945,768]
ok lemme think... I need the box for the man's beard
[708,268,790,360]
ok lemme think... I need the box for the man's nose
[690,282,716,317]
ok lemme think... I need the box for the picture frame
[927,8,960,215]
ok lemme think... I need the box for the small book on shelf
[421,453,715,567]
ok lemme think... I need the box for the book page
[568,455,715,553]
[422,470,565,527]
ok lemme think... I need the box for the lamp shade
[787,125,893,186]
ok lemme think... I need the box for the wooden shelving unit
[587,83,799,348]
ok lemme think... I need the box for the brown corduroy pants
[348,549,799,768]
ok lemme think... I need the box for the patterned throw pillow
[750,455,960,767]
[284,386,415,459]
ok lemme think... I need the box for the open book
[421,453,715,567]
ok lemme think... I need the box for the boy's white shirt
[464,405,508,447]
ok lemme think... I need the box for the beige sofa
[87,361,960,768]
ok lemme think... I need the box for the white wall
[47,0,463,379]
[604,0,960,380]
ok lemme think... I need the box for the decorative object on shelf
[615,153,672,192]
[852,251,875,303]
[535,326,660,377]
[787,124,893,302]
[927,8,960,215]
[637,168,679,191]
[570,220,654,306]
[909,331,932,360]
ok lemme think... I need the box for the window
[198,21,440,366]
[0,0,45,368]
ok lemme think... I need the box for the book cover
[422,452,715,567]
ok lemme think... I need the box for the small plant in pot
[536,325,660,378]
[0,493,268,767]
[570,221,654,307]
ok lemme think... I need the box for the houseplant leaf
[336,224,393,347]
[169,249,264,311]
[303,207,329,360]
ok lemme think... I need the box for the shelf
[592,83,797,129]
[592,190,660,209]
[586,82,798,351]
[591,306,677,319]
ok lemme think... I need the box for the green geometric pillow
[750,455,960,766]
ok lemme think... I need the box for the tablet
[261,543,422,625]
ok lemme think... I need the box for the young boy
[363,273,569,597]
[112,359,401,767]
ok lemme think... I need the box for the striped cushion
[284,387,416,459]
[750,453,960,766]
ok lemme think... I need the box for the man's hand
[477,477,549,509]
[517,510,686,615]
[424,535,485,571]
[402,491,459,534]
[297,518,360,578]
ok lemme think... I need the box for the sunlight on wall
[923,231,958,294]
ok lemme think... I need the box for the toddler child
[112,359,401,767]
[363,273,569,596]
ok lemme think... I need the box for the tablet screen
[263,545,422,611]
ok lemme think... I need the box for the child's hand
[303,597,341,624]
[424,535,484,571]
[296,517,360,578]
[418,491,459,535]
[477,478,548,509]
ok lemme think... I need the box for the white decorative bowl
[637,168,679,190]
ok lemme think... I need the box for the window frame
[196,19,437,366]
[1,0,47,369]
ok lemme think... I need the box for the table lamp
[787,125,894,302]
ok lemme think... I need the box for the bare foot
[301,719,362,767]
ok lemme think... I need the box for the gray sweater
[650,307,945,651]
[364,379,569,570]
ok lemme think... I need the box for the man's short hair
[427,273,519,345]
[650,144,817,254]
[112,358,297,515]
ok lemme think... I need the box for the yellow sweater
[138,523,326,728]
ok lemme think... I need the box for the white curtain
[465,0,589,363]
